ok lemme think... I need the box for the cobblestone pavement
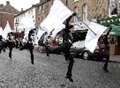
[0,48,120,88]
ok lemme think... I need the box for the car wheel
[82,51,90,60]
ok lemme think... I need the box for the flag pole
[75,14,97,36]
[81,0,96,36]
[82,21,97,36]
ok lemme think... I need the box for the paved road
[0,48,120,88]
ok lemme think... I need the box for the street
[0,48,120,88]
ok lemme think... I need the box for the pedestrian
[7,32,15,59]
[0,35,8,53]
[0,35,3,53]
[20,28,35,64]
[28,30,34,64]
[102,27,112,72]
[43,32,50,57]
[62,13,76,82]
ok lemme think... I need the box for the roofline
[0,11,18,15]
[14,6,35,17]
[14,0,51,17]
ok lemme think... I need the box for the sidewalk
[110,55,120,62]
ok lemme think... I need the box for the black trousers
[103,54,110,70]
[9,47,13,59]
[29,48,34,64]
[20,42,34,64]
[66,53,74,78]
[8,41,15,59]
[63,46,74,79]
[103,47,110,71]
[43,44,49,57]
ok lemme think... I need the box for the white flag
[0,27,4,36]
[21,15,35,29]
[51,23,65,38]
[85,22,107,52]
[40,0,73,33]
[35,28,46,44]
[3,21,12,39]
[74,16,88,30]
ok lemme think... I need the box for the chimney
[21,8,24,12]
[0,4,4,7]
[6,1,10,5]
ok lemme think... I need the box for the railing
[97,16,120,26]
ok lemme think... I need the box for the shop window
[74,0,79,2]
[117,36,120,46]
[110,0,118,15]
[32,16,34,18]
[38,17,40,21]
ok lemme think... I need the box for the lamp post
[82,0,88,21]
[0,14,3,28]
[15,22,19,39]
[66,0,68,5]
[15,22,19,32]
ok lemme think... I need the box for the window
[32,16,34,18]
[110,0,118,15]
[38,17,40,21]
[74,0,79,2]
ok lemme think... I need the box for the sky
[0,0,39,11]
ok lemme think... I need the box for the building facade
[73,0,109,20]
[0,1,19,30]
[15,0,120,32]
[35,0,73,25]
[14,7,36,32]
[35,0,53,26]
[14,0,53,32]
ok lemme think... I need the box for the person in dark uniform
[62,13,76,82]
[0,35,7,53]
[102,27,112,72]
[20,28,35,64]
[7,32,15,59]
[43,33,50,57]
[0,35,3,53]
[28,29,34,64]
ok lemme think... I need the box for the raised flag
[85,22,107,52]
[0,27,4,36]
[3,21,12,39]
[40,0,73,33]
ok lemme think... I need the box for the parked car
[70,38,109,61]
[48,40,62,54]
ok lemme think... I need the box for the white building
[14,6,36,33]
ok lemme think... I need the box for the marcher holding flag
[84,21,112,72]
[62,13,76,82]
[102,27,112,72]
[7,32,15,59]
[20,28,35,64]
[40,0,75,82]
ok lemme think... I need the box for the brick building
[38,0,109,21]
[36,0,53,27]
[36,0,74,25]
[0,1,19,30]
[15,0,115,31]
[14,0,53,32]
[73,0,109,20]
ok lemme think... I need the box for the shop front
[97,16,120,55]
[109,25,120,55]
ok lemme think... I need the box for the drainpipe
[108,0,111,17]
[82,0,88,21]
[66,0,68,5]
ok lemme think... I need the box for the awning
[109,25,120,36]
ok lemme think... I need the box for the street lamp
[15,22,19,32]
